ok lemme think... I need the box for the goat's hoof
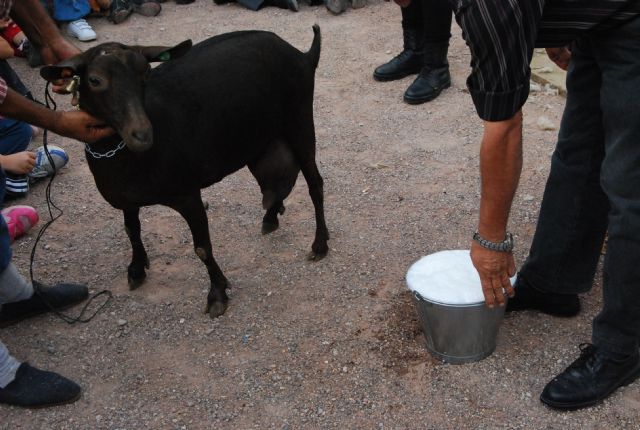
[127,266,147,289]
[206,301,228,319]
[306,249,328,261]
[128,275,146,290]
[261,221,279,235]
[278,204,285,215]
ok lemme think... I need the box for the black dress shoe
[541,344,640,409]
[131,0,162,15]
[325,0,348,14]
[0,363,81,408]
[0,282,88,328]
[286,0,299,11]
[403,65,451,105]
[506,277,580,317]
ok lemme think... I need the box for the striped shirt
[453,0,640,121]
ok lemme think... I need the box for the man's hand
[470,242,515,307]
[53,110,115,144]
[545,47,571,71]
[0,151,36,174]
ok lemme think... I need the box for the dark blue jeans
[519,16,640,355]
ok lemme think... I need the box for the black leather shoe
[403,66,451,104]
[0,363,81,408]
[374,50,424,82]
[373,27,424,82]
[0,282,88,328]
[541,344,640,409]
[506,277,580,317]
[109,0,133,24]
[131,0,162,16]
[326,0,348,14]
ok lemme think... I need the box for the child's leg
[0,38,13,59]
[0,119,33,198]
[0,21,27,57]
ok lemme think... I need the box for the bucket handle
[412,290,426,302]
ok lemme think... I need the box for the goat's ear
[40,56,87,82]
[138,40,193,63]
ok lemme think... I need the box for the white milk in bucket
[406,250,515,363]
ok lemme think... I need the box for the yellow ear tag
[64,75,80,94]
[158,52,171,61]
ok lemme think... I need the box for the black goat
[40,26,328,318]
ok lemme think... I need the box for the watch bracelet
[472,231,513,252]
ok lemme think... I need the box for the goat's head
[40,40,192,152]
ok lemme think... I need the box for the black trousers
[401,0,452,44]
[520,17,640,356]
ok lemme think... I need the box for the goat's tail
[307,24,321,70]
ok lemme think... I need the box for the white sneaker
[66,19,97,42]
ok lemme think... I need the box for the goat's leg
[261,201,285,235]
[123,208,150,289]
[172,196,229,318]
[299,160,329,260]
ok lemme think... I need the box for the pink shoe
[1,205,39,243]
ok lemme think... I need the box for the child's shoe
[1,205,39,243]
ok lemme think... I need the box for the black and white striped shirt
[452,0,640,121]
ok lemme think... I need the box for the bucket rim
[411,290,489,308]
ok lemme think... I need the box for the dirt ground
[2,1,639,428]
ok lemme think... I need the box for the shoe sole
[133,3,161,16]
[403,82,451,105]
[18,391,82,409]
[68,32,97,42]
[67,27,97,42]
[540,364,640,410]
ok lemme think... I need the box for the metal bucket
[412,291,505,364]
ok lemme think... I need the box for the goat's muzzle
[122,119,154,153]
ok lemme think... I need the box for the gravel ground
[2,1,639,428]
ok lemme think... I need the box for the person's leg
[261,0,298,11]
[236,0,265,10]
[404,0,453,104]
[514,37,608,308]
[540,17,640,410]
[373,1,425,81]
[0,342,20,389]
[0,264,34,306]
[590,16,640,356]
[0,263,32,392]
[0,219,83,408]
[0,118,33,199]
[10,0,80,65]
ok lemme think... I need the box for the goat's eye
[88,76,102,87]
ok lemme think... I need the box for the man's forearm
[477,110,523,241]
[0,88,59,131]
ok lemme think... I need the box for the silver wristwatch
[472,231,514,252]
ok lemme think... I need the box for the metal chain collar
[85,140,126,159]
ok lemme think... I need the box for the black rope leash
[27,82,112,324]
